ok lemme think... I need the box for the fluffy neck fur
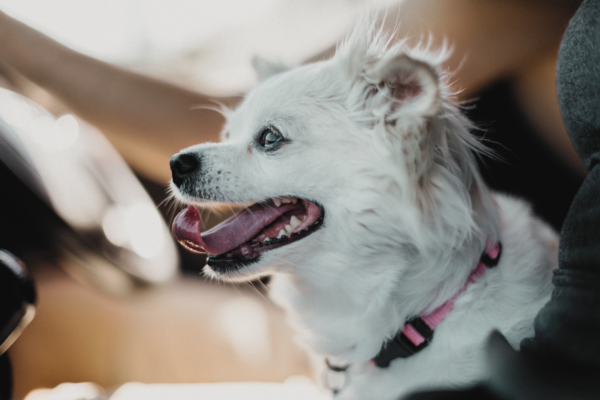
[249,18,501,365]
[269,108,499,365]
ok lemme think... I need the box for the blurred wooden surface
[9,264,311,399]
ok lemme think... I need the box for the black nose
[170,153,199,186]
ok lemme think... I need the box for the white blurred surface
[0,88,179,282]
[0,0,397,94]
[111,380,329,400]
[24,382,106,400]
[217,296,273,364]
[25,380,328,400]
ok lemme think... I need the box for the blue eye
[259,127,283,149]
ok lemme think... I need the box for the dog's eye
[258,127,283,150]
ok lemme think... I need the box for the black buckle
[480,242,502,268]
[372,317,434,368]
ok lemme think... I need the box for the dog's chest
[321,272,544,400]
[270,246,554,399]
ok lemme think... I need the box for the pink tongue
[172,203,299,255]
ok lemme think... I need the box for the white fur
[171,19,557,399]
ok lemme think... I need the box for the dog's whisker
[203,208,214,230]
[277,259,301,268]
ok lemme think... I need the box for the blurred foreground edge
[0,88,179,293]
[0,250,37,400]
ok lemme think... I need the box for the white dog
[169,20,558,400]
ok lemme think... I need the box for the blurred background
[0,0,386,95]
[0,0,586,399]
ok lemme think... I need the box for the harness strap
[371,240,502,368]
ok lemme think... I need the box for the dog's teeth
[301,215,307,222]
[291,198,297,204]
[263,237,270,244]
[277,229,286,239]
[281,198,291,204]
[273,198,282,207]
[290,216,301,228]
[285,224,294,234]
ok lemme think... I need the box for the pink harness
[371,239,502,368]
[324,240,502,393]
[401,240,501,347]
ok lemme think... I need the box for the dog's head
[170,22,494,285]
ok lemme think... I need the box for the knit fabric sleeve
[520,0,600,368]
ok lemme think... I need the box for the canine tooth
[273,198,282,207]
[277,229,286,239]
[290,216,301,228]
[285,224,294,233]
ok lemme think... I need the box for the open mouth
[172,197,324,272]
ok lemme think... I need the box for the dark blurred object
[0,355,10,400]
[407,0,600,398]
[488,332,600,400]
[406,385,505,400]
[520,0,600,368]
[0,130,63,261]
[0,88,178,290]
[0,250,35,354]
[469,81,583,232]
[0,250,36,400]
[405,332,600,400]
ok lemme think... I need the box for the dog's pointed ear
[365,54,441,120]
[252,56,290,82]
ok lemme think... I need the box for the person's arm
[0,10,234,182]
